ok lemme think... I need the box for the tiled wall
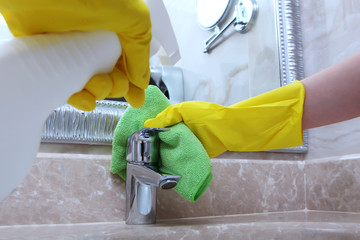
[306,155,360,212]
[300,0,360,214]
[300,0,360,215]
[0,154,125,225]
[1,153,360,225]
[301,0,360,160]
[0,154,305,225]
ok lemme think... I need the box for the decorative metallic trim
[275,0,308,153]
[41,101,128,145]
[277,0,304,85]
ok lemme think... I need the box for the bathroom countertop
[1,211,360,240]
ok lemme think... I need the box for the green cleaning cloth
[111,85,213,202]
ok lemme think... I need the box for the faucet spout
[125,163,180,224]
[127,163,180,189]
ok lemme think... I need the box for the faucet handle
[159,174,181,190]
[126,127,169,166]
[127,164,181,189]
[140,127,169,137]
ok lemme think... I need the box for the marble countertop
[1,211,360,240]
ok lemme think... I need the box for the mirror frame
[274,0,307,153]
[41,0,307,153]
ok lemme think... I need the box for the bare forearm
[302,52,360,129]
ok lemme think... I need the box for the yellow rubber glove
[145,80,305,158]
[0,0,151,110]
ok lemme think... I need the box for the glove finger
[108,67,129,98]
[113,0,151,91]
[84,74,113,100]
[144,105,183,128]
[67,89,97,111]
[124,83,145,108]
[145,101,219,127]
[117,34,151,91]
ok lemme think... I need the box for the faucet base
[126,167,157,225]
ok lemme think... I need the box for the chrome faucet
[125,128,181,225]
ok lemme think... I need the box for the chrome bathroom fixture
[197,0,258,53]
[125,128,181,225]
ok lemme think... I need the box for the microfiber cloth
[111,85,213,202]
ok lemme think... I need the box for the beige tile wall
[301,0,360,160]
[0,154,305,225]
[1,153,360,225]
[306,155,360,212]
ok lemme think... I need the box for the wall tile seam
[304,171,307,210]
[0,221,126,230]
[305,153,360,164]
[212,158,305,166]
[211,153,360,165]
[36,153,309,165]
[2,210,360,229]
[36,152,112,161]
[36,153,360,164]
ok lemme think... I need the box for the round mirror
[196,0,231,30]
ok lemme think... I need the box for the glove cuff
[225,80,305,152]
